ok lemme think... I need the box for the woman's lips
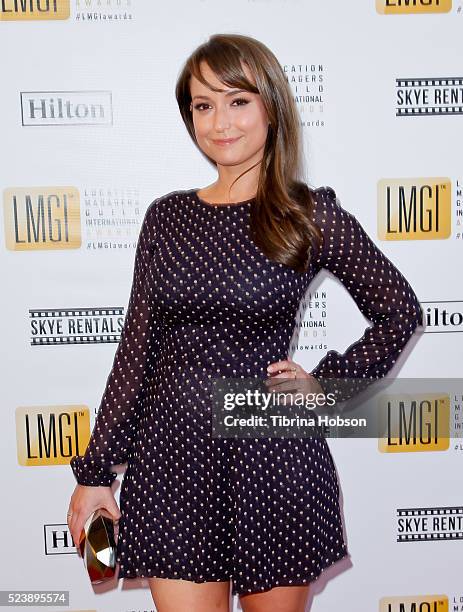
[212,137,241,146]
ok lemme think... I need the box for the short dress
[70,186,422,596]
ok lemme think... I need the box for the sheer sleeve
[70,197,161,486]
[309,186,423,403]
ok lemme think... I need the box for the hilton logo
[44,523,77,555]
[422,301,463,333]
[377,179,451,240]
[20,91,113,126]
[16,406,91,466]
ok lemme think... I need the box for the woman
[67,34,422,612]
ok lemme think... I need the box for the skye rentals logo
[0,0,70,20]
[396,77,463,117]
[376,0,451,14]
[377,178,451,241]
[30,307,124,346]
[379,595,448,611]
[3,187,81,251]
[16,405,91,466]
[396,506,463,542]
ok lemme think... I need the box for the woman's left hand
[265,357,324,396]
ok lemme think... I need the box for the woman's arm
[309,186,423,402]
[70,197,161,486]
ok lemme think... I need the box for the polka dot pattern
[70,186,422,595]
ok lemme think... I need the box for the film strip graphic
[30,307,123,346]
[397,506,463,542]
[396,77,463,116]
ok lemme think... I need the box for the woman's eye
[193,98,250,112]
[232,98,249,106]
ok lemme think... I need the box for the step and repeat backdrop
[2,1,462,611]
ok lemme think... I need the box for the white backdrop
[2,1,462,611]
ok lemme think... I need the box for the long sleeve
[70,197,161,486]
[309,186,423,403]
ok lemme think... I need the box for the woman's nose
[213,105,231,130]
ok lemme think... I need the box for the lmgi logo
[3,187,81,251]
[16,406,91,466]
[0,0,70,20]
[379,595,448,611]
[376,0,451,14]
[377,179,451,240]
[378,392,450,452]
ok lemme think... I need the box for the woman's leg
[148,577,231,612]
[239,584,311,612]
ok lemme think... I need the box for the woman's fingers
[266,359,298,401]
[67,484,116,557]
[267,359,296,375]
[69,508,88,556]
[265,378,299,391]
[101,497,122,523]
[264,367,323,399]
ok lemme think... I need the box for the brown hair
[175,33,323,273]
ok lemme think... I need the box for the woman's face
[189,61,269,169]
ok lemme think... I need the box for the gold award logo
[3,187,81,251]
[378,178,451,241]
[0,0,70,20]
[378,392,450,453]
[379,595,448,611]
[376,0,451,14]
[16,405,91,466]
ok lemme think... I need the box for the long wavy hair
[175,33,323,273]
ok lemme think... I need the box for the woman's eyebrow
[191,89,249,101]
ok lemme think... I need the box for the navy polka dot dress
[70,186,422,595]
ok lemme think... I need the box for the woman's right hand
[67,484,121,554]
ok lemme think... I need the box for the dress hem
[116,547,350,597]
[231,547,350,596]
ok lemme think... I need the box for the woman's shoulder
[309,184,361,223]
[148,188,193,208]
[308,184,342,225]
[309,184,337,207]
[307,184,368,250]
[143,188,196,219]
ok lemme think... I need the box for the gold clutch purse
[79,508,119,584]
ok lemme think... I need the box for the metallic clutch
[79,508,118,584]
